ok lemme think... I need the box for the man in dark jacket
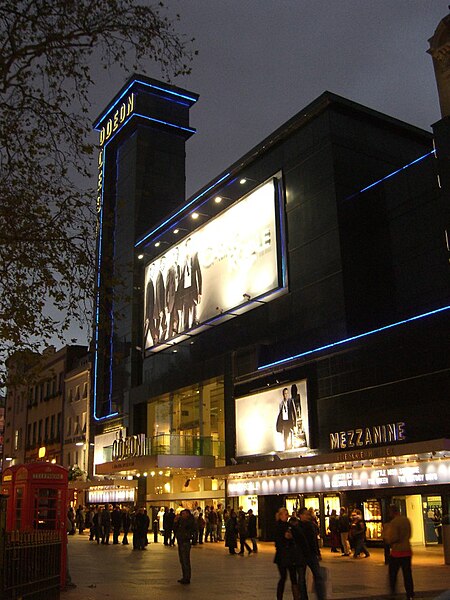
[173,509,195,584]
[101,505,111,545]
[121,507,131,545]
[247,509,258,552]
[338,507,351,556]
[111,505,122,544]
[163,507,176,546]
[294,508,326,600]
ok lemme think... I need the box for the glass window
[147,377,225,463]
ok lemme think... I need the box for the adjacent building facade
[2,346,89,475]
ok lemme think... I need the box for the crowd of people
[67,502,415,599]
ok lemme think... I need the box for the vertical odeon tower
[92,75,198,422]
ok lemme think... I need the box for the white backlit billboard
[235,380,310,458]
[143,180,282,349]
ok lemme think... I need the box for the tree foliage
[0,0,194,381]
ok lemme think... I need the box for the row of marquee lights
[227,459,450,497]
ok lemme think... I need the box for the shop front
[219,439,450,545]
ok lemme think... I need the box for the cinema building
[91,16,450,544]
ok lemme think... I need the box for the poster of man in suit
[235,380,310,457]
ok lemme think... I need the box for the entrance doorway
[422,495,443,545]
[392,495,424,545]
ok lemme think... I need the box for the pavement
[64,533,450,600]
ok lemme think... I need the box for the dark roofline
[214,91,432,191]
[136,91,433,247]
[92,73,199,128]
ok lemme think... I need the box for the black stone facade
[94,80,450,538]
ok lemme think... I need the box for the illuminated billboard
[143,180,282,349]
[235,380,310,458]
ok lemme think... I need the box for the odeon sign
[112,433,147,461]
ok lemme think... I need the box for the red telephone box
[2,462,69,587]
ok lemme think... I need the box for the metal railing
[150,434,225,460]
[1,527,61,599]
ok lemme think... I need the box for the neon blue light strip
[258,304,450,371]
[345,150,435,201]
[134,112,196,135]
[135,172,232,247]
[92,148,107,420]
[93,79,197,129]
[93,107,197,419]
[99,112,196,149]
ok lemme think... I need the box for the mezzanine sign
[330,422,406,451]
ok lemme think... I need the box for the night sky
[92,0,448,198]
[71,0,449,346]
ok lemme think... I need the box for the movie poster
[235,380,310,458]
[143,180,280,349]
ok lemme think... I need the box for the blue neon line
[133,113,196,134]
[93,148,106,421]
[345,150,435,201]
[134,172,232,247]
[93,78,197,129]
[99,112,196,149]
[93,111,196,420]
[258,304,450,371]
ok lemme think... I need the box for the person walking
[238,510,253,555]
[350,509,370,558]
[173,508,195,585]
[383,505,414,600]
[225,509,238,554]
[75,505,85,534]
[93,506,103,544]
[67,506,76,535]
[121,506,131,545]
[111,505,122,544]
[208,506,218,542]
[198,512,205,544]
[247,509,258,553]
[328,509,340,553]
[85,506,94,540]
[133,507,148,550]
[101,504,111,545]
[216,503,224,542]
[295,507,327,600]
[274,507,302,600]
[164,507,175,546]
[337,507,351,556]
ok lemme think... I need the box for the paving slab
[64,534,450,600]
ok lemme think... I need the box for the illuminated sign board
[143,180,282,349]
[235,380,310,458]
[99,93,135,147]
[96,92,135,213]
[112,433,148,461]
[87,488,135,504]
[330,422,406,450]
[227,459,450,496]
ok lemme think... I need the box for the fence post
[0,494,7,596]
